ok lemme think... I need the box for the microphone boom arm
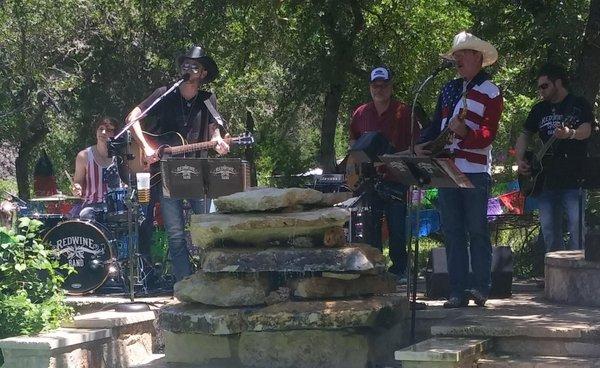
[115,75,189,140]
[409,61,453,155]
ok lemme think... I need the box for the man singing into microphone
[126,45,229,283]
[417,32,503,308]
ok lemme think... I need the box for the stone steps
[431,323,600,358]
[476,355,600,368]
[0,309,158,368]
[394,337,491,368]
[0,328,112,368]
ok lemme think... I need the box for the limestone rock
[265,287,291,305]
[320,191,353,207]
[289,274,396,299]
[190,207,349,248]
[164,331,232,365]
[215,187,324,213]
[201,244,386,274]
[158,296,408,335]
[323,227,346,247]
[238,330,369,368]
[174,271,271,307]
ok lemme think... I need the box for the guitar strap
[185,90,212,144]
[204,97,227,129]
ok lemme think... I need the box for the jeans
[160,195,205,282]
[364,189,408,276]
[537,189,585,252]
[438,173,492,300]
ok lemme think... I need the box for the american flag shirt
[420,71,503,174]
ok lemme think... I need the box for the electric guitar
[128,131,255,187]
[518,118,574,197]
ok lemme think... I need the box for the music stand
[379,154,473,344]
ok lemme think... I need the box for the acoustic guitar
[518,118,574,197]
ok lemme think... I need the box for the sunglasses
[181,62,202,71]
[537,83,550,90]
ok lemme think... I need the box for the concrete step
[432,324,600,358]
[0,328,112,368]
[395,337,490,368]
[476,354,600,368]
[0,309,159,368]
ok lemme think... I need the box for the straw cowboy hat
[441,31,498,67]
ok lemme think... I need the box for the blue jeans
[364,190,408,276]
[537,189,585,252]
[438,173,492,300]
[160,196,205,282]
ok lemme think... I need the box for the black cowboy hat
[178,45,219,83]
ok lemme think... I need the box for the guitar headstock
[232,132,255,146]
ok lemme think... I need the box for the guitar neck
[535,135,558,161]
[165,137,236,156]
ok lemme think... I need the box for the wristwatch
[569,128,577,139]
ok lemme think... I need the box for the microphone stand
[111,75,189,313]
[407,62,451,344]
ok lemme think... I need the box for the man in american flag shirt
[417,32,503,308]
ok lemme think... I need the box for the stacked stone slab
[158,188,410,368]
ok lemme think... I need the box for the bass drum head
[44,220,114,295]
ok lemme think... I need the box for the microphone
[436,59,456,71]
[182,73,191,81]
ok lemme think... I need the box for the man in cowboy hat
[126,45,229,283]
[348,66,420,282]
[417,31,504,308]
[515,63,593,252]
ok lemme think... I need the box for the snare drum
[106,188,128,222]
[44,220,116,295]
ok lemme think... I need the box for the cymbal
[30,194,82,202]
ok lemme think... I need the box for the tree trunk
[573,0,600,103]
[15,150,30,200]
[320,84,344,173]
[15,110,49,199]
[318,0,364,174]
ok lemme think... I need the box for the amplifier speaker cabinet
[161,158,249,199]
[205,158,250,198]
[424,246,513,299]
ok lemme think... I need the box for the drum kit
[8,186,155,296]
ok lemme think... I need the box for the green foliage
[0,0,596,194]
[0,218,73,340]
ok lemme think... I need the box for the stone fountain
[157,187,410,368]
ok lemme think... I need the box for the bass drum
[44,220,115,295]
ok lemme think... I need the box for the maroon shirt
[350,99,418,151]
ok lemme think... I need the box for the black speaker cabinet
[161,158,249,199]
[205,158,250,198]
[425,246,513,299]
[160,158,205,199]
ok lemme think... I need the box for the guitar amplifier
[205,158,250,198]
[161,158,249,199]
[161,158,206,199]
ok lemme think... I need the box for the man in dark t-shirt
[127,45,229,282]
[516,63,593,252]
